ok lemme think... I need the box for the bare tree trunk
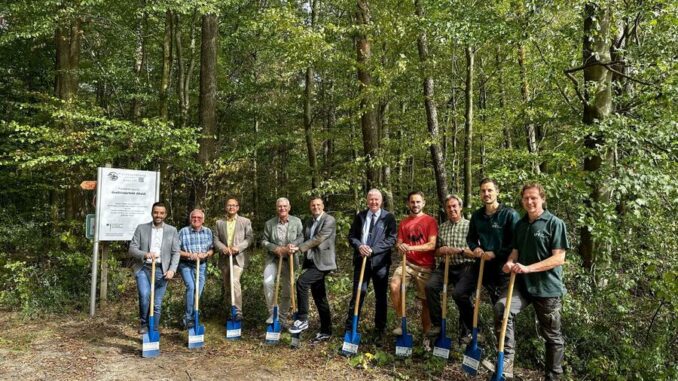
[159,10,173,120]
[130,1,147,121]
[518,44,540,174]
[580,3,613,269]
[463,46,474,213]
[415,0,449,216]
[304,0,319,190]
[198,13,217,164]
[496,49,512,149]
[379,100,394,210]
[175,11,198,128]
[356,0,380,189]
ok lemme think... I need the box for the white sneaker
[288,320,309,334]
[266,315,273,324]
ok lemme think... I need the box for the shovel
[432,253,452,359]
[395,251,413,357]
[188,255,205,349]
[289,253,300,348]
[265,255,284,344]
[489,271,516,381]
[142,255,160,358]
[463,256,486,375]
[225,251,242,339]
[341,255,367,356]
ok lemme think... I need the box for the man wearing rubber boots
[501,182,569,381]
[213,198,253,321]
[128,202,181,334]
[288,197,337,343]
[177,208,214,329]
[425,194,474,340]
[467,178,520,378]
[345,189,398,346]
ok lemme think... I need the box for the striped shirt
[179,226,213,255]
[437,217,472,267]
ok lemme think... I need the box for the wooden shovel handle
[472,257,485,328]
[352,256,368,317]
[441,253,450,320]
[497,272,516,352]
[273,254,283,307]
[401,251,407,318]
[289,252,296,311]
[149,255,156,317]
[194,257,200,310]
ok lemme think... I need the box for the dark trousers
[495,289,564,379]
[296,261,332,334]
[344,261,390,333]
[425,262,476,335]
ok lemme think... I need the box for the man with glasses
[178,208,214,329]
[214,198,253,321]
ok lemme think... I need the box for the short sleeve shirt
[513,210,570,297]
[437,218,472,267]
[398,214,438,268]
[179,226,214,259]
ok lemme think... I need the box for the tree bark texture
[355,0,380,190]
[463,46,474,212]
[580,3,613,269]
[159,10,173,120]
[415,0,449,216]
[198,13,218,164]
[304,0,319,190]
[518,44,540,174]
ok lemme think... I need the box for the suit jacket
[128,222,181,274]
[261,215,304,266]
[348,209,397,269]
[213,215,253,268]
[298,213,337,271]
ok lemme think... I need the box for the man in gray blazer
[128,201,181,334]
[261,197,304,324]
[213,198,253,320]
[288,197,337,342]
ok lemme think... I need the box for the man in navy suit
[345,189,397,345]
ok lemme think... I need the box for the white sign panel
[95,168,160,241]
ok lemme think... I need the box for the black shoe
[310,333,331,344]
[186,320,195,329]
[139,325,148,334]
[371,329,385,347]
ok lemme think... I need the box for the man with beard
[390,191,438,336]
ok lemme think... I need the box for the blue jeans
[135,265,168,327]
[179,261,207,325]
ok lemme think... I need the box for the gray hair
[276,197,290,206]
[445,194,463,207]
[366,188,382,198]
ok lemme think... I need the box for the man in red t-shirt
[390,191,439,336]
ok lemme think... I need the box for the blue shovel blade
[226,305,242,339]
[395,317,413,357]
[462,328,484,375]
[188,327,205,349]
[141,332,160,358]
[489,351,506,381]
[341,331,361,356]
[432,319,452,359]
[265,306,281,344]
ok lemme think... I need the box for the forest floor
[0,304,544,381]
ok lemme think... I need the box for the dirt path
[0,308,540,380]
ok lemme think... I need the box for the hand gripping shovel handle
[472,257,486,329]
[498,272,516,352]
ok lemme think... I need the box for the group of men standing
[128,178,568,380]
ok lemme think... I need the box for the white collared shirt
[361,209,381,244]
[147,223,163,265]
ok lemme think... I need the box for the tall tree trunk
[130,1,148,122]
[55,18,82,220]
[304,0,319,190]
[159,10,173,120]
[378,100,394,210]
[518,44,540,174]
[463,46,474,213]
[478,56,487,180]
[580,3,613,269]
[197,13,218,208]
[415,0,449,217]
[175,12,198,128]
[496,49,512,149]
[355,0,380,189]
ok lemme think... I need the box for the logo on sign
[108,172,119,181]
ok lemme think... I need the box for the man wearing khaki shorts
[390,191,439,336]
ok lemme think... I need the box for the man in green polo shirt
[501,182,569,381]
